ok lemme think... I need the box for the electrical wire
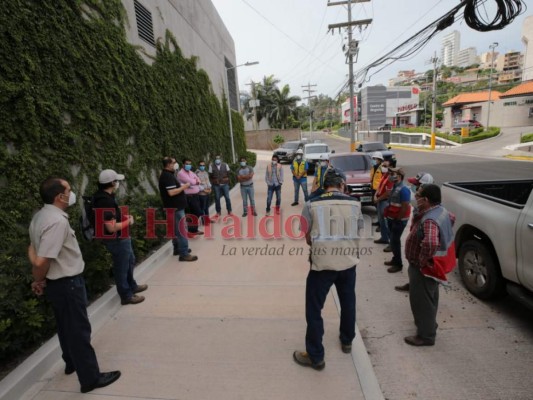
[464,0,527,32]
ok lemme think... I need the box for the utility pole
[328,0,372,152]
[302,82,317,133]
[245,80,259,130]
[486,42,498,130]
[430,52,438,150]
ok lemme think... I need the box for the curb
[0,241,173,400]
[331,288,384,400]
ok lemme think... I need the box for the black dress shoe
[395,283,410,292]
[387,265,403,273]
[65,365,75,375]
[404,335,434,347]
[80,371,121,393]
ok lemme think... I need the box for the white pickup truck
[303,142,334,175]
[442,180,533,308]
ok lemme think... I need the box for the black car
[273,140,307,163]
[355,141,395,162]
[378,123,392,131]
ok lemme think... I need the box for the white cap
[99,169,125,184]
[372,151,384,160]
[296,149,304,155]
[319,154,329,160]
[408,172,434,186]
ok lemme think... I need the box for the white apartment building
[456,47,478,68]
[441,30,460,67]
[479,50,500,70]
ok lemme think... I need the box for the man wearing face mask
[177,158,204,236]
[93,169,148,305]
[395,172,434,292]
[373,159,395,246]
[28,177,121,393]
[208,154,233,220]
[159,157,197,262]
[237,156,256,217]
[404,184,456,346]
[383,167,411,273]
[195,160,211,226]
[369,152,384,203]
[265,154,284,215]
[290,149,309,206]
[309,155,330,199]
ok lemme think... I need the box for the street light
[225,61,259,163]
[486,42,498,130]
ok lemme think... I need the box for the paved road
[303,132,533,400]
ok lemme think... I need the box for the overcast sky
[211,0,530,102]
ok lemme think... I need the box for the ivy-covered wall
[0,0,245,363]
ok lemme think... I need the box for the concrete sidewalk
[11,150,382,400]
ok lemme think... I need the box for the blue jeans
[213,184,232,214]
[305,267,356,363]
[45,275,100,387]
[199,194,210,221]
[104,238,138,301]
[266,185,281,212]
[293,178,309,203]
[387,219,408,267]
[240,184,255,210]
[377,200,390,242]
[172,208,189,257]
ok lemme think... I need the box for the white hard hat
[372,151,384,160]
[296,149,303,155]
[319,154,329,160]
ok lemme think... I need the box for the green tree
[268,84,300,129]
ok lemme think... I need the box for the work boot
[292,351,325,371]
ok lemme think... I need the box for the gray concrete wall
[245,129,301,151]
[122,0,236,104]
[497,95,533,128]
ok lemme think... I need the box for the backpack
[80,195,96,241]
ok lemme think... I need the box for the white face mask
[173,163,179,171]
[114,181,120,190]
[320,161,328,167]
[61,191,76,206]
[381,167,388,173]
[272,160,277,165]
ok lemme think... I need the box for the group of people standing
[369,151,456,347]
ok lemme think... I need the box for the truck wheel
[458,240,504,300]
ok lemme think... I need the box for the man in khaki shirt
[28,177,120,393]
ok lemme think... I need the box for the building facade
[522,15,533,81]
[122,0,239,110]
[497,51,523,84]
[456,47,478,68]
[355,86,420,129]
[441,30,460,67]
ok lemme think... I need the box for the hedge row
[0,0,246,363]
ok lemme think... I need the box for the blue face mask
[199,165,205,171]
[240,162,246,167]
[215,159,221,165]
[372,160,377,166]
[185,164,192,171]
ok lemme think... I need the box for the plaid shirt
[405,205,455,268]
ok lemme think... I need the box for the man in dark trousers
[158,157,198,261]
[293,168,363,370]
[404,184,456,346]
[28,177,121,393]
[93,169,148,305]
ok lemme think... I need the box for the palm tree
[255,75,280,124]
[267,84,301,129]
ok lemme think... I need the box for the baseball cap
[388,167,405,177]
[323,168,346,187]
[372,151,384,160]
[99,169,125,184]
[407,172,434,186]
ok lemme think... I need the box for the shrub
[521,133,533,143]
